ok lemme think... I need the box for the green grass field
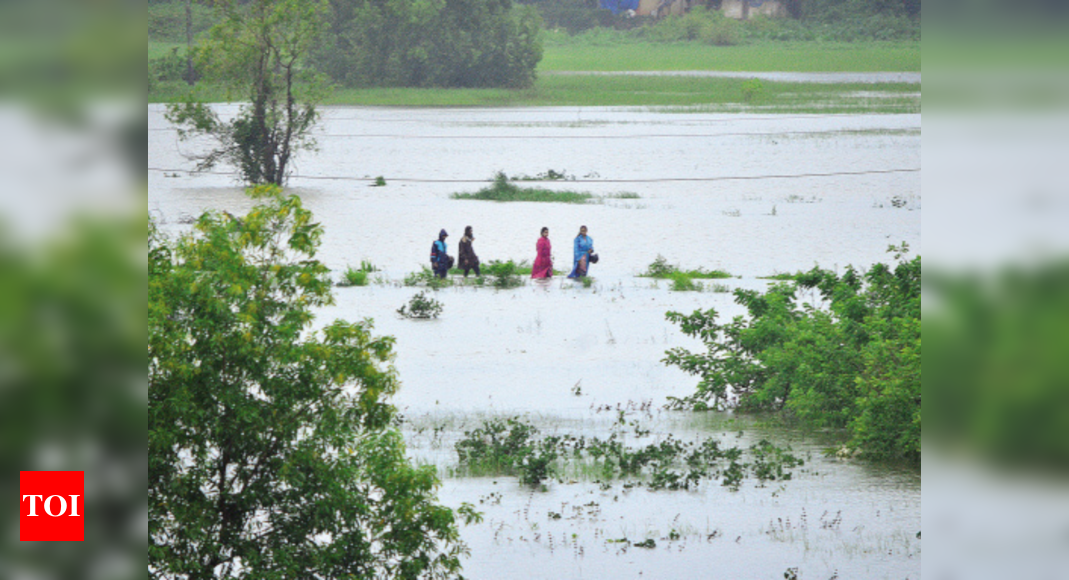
[149,38,920,111]
[152,73,918,113]
[540,40,919,72]
[149,42,185,61]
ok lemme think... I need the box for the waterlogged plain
[148,105,921,578]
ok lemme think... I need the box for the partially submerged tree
[149,186,477,578]
[166,0,330,185]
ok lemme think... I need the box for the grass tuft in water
[452,172,642,205]
[640,255,731,292]
[336,260,378,287]
[452,172,594,204]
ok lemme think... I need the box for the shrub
[484,260,525,289]
[398,291,444,319]
[663,246,921,463]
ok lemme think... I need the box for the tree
[313,0,543,89]
[166,0,330,185]
[149,186,477,579]
[663,248,921,463]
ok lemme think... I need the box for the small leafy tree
[166,0,330,185]
[149,186,474,579]
[664,248,921,463]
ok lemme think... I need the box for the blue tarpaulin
[599,0,639,15]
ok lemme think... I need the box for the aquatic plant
[669,271,702,292]
[337,260,379,286]
[453,416,803,490]
[404,266,453,289]
[642,255,678,278]
[483,260,525,289]
[451,172,641,205]
[397,291,444,319]
[452,172,595,204]
[641,256,732,292]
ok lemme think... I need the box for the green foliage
[925,260,1069,468]
[641,256,732,291]
[166,0,331,185]
[670,271,702,292]
[398,290,444,319]
[452,172,596,203]
[643,7,743,46]
[663,246,921,463]
[313,0,543,88]
[372,175,387,186]
[741,78,764,102]
[642,255,678,278]
[149,47,196,83]
[454,416,803,490]
[337,261,377,286]
[149,186,467,579]
[404,266,453,289]
[484,259,525,289]
[1,217,143,578]
[148,1,216,43]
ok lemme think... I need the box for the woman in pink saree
[531,227,553,278]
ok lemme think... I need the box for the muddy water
[149,105,921,578]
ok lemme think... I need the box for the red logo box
[20,471,84,541]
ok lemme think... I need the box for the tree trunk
[185,0,195,85]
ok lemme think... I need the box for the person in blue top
[567,225,595,278]
[430,229,453,278]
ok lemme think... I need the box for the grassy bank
[540,40,920,72]
[151,74,919,113]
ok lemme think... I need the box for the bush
[642,7,742,46]
[398,291,444,319]
[663,245,921,463]
[313,0,543,88]
[484,260,525,289]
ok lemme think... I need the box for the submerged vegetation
[336,260,378,286]
[451,172,641,204]
[398,290,444,319]
[663,244,920,463]
[454,416,803,490]
[641,255,732,291]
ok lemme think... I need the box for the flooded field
[149,104,921,579]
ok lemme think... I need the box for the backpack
[430,240,443,264]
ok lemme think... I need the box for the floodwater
[149,104,921,579]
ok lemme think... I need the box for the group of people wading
[430,225,597,280]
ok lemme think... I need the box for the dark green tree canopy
[314,0,543,88]
[149,186,476,579]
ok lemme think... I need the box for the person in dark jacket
[431,229,453,278]
[457,225,480,277]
